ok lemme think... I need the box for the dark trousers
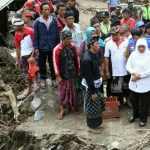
[130,90,150,123]
[39,51,55,80]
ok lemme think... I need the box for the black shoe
[128,117,135,123]
[139,122,146,127]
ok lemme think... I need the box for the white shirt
[104,38,128,76]
[63,23,83,52]
[126,51,150,93]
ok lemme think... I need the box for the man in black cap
[81,36,105,134]
[63,10,83,52]
[100,12,111,35]
[53,30,80,120]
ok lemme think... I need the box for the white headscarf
[135,38,149,55]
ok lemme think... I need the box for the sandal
[23,89,33,97]
[128,117,135,123]
[40,80,46,89]
[72,107,80,115]
[34,86,40,92]
[58,114,64,120]
[88,128,101,134]
[52,80,58,88]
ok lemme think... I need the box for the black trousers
[130,90,150,123]
[39,51,55,80]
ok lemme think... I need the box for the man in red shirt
[120,8,136,30]
[12,18,39,99]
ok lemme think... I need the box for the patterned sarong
[83,89,105,119]
[58,79,79,109]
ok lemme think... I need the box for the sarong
[83,89,105,128]
[58,79,79,109]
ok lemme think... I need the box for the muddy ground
[0,0,150,150]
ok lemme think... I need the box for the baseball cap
[135,20,145,28]
[12,18,24,25]
[22,11,33,17]
[122,8,130,14]
[101,12,109,18]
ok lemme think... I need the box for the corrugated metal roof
[0,0,14,11]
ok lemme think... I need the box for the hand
[105,71,111,79]
[77,72,80,77]
[131,77,137,82]
[91,93,98,101]
[15,61,20,69]
[29,57,35,64]
[56,76,63,84]
[133,72,140,80]
[35,49,39,56]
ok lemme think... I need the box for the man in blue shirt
[107,0,120,13]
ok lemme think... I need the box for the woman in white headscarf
[126,38,150,127]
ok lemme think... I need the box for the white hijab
[135,38,149,55]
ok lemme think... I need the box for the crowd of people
[12,0,150,134]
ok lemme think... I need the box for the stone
[31,98,41,110]
[46,79,52,85]
[56,145,65,150]
[34,110,44,121]
[48,100,55,108]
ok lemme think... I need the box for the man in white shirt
[104,26,131,106]
[120,24,132,41]
[63,10,83,52]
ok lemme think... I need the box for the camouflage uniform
[128,6,138,20]
[111,10,122,20]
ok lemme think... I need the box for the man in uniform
[127,0,138,20]
[111,5,122,20]
[100,12,111,36]
[141,0,150,24]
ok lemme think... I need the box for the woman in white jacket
[126,38,150,127]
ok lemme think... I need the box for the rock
[31,98,41,110]
[107,141,120,150]
[47,79,52,85]
[34,110,44,121]
[48,100,55,108]
[56,145,65,150]
[43,94,49,100]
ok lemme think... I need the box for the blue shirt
[107,0,120,7]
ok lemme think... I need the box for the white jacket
[126,39,150,93]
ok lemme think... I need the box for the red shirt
[15,26,34,47]
[120,18,136,30]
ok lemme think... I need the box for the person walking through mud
[12,18,39,98]
[53,30,80,120]
[33,2,60,88]
[81,36,105,134]
[126,38,150,127]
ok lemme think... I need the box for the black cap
[88,36,100,45]
[61,30,72,39]
[64,10,74,19]
[122,8,130,14]
[101,11,109,18]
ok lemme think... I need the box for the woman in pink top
[120,8,136,30]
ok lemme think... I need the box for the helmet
[135,20,145,28]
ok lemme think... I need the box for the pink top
[120,18,136,30]
[56,19,66,35]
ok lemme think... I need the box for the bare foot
[58,110,65,120]
[88,128,101,134]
